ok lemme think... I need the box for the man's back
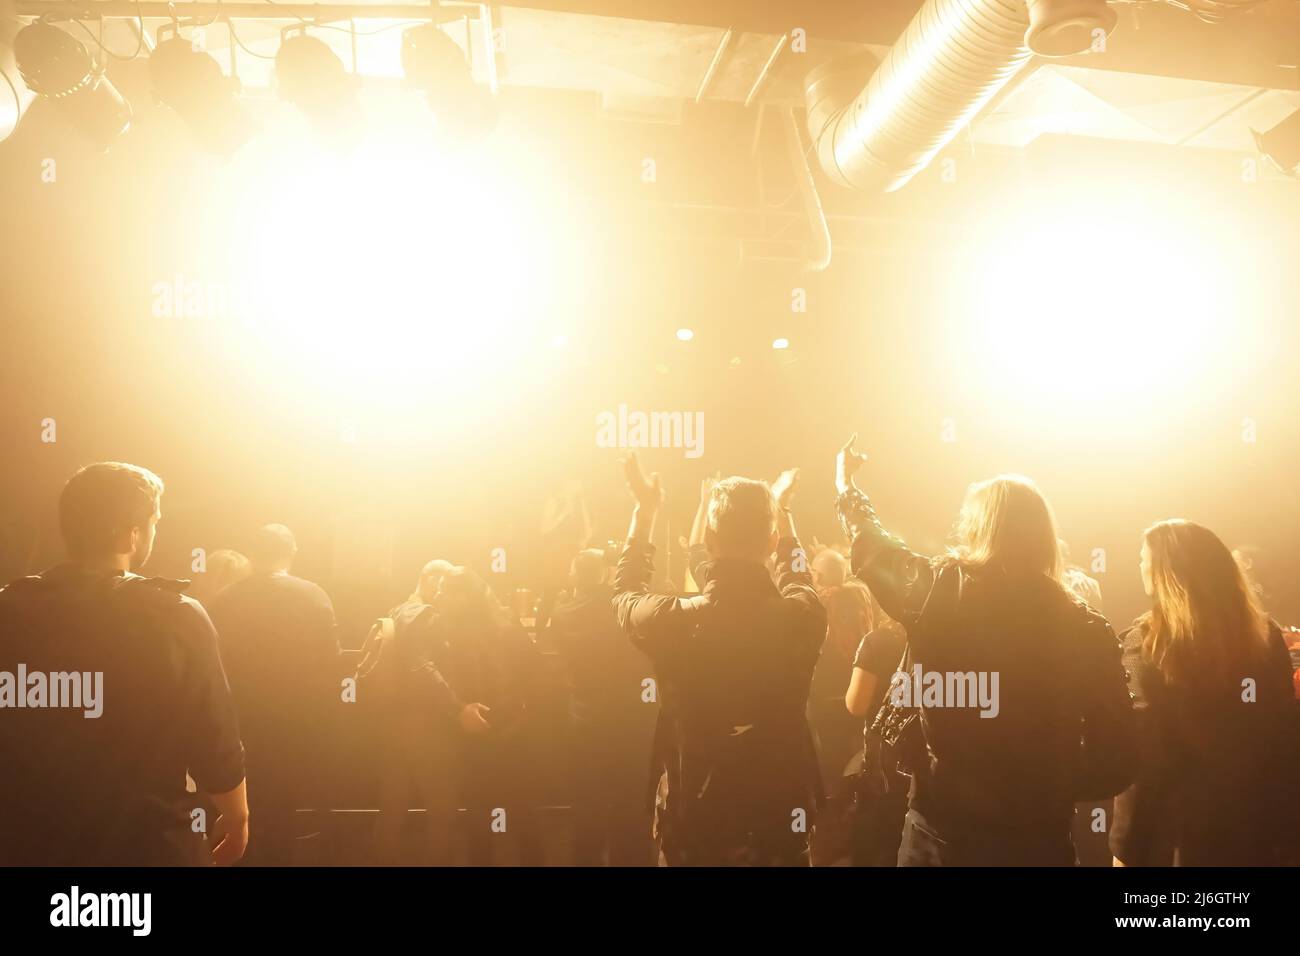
[209,572,338,734]
[0,565,245,865]
[614,539,827,854]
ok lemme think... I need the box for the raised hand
[621,452,664,511]
[836,434,868,494]
[459,702,493,735]
[771,468,800,511]
[699,471,720,504]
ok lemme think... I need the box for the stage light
[947,178,1254,426]
[275,33,362,151]
[401,24,497,143]
[676,328,694,341]
[12,21,131,151]
[772,338,790,350]
[1252,108,1300,176]
[974,218,1218,400]
[225,140,564,432]
[2,13,36,142]
[150,36,255,156]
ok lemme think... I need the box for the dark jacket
[550,583,646,723]
[612,537,827,850]
[429,610,541,740]
[0,565,245,865]
[1110,618,1299,866]
[836,488,1136,859]
[209,571,340,747]
[385,599,466,724]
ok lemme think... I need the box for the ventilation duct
[805,0,1117,193]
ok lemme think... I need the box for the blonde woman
[834,436,1136,866]
[1110,520,1297,866]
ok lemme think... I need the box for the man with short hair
[407,559,455,609]
[210,523,339,865]
[0,462,248,865]
[612,455,826,866]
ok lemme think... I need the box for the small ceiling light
[772,337,790,350]
[150,36,256,156]
[401,24,497,143]
[13,21,131,151]
[275,32,362,151]
[676,328,694,341]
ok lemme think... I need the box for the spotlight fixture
[150,36,255,157]
[676,328,694,341]
[2,18,34,142]
[772,338,790,350]
[275,32,362,151]
[1252,108,1300,177]
[401,23,497,143]
[12,21,131,151]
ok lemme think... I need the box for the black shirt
[209,571,339,751]
[429,611,540,739]
[550,583,645,722]
[0,564,245,865]
[853,626,908,712]
[1110,619,1299,866]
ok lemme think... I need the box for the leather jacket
[836,487,1136,854]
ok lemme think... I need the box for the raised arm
[686,473,718,589]
[689,473,718,547]
[833,434,936,628]
[771,467,827,643]
[612,453,694,651]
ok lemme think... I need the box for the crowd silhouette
[1,447,1297,867]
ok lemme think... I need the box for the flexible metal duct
[807,0,1116,192]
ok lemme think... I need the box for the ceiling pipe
[805,0,1117,193]
[783,107,832,272]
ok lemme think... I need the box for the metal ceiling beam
[1058,3,1300,90]
[10,0,917,39]
[13,0,1300,92]
[13,1,467,19]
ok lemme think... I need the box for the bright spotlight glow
[976,218,1216,396]
[210,137,571,440]
[948,183,1252,422]
[772,337,789,350]
[233,142,554,386]
[676,328,694,341]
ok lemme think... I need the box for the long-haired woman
[833,435,1136,866]
[1111,520,1297,866]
